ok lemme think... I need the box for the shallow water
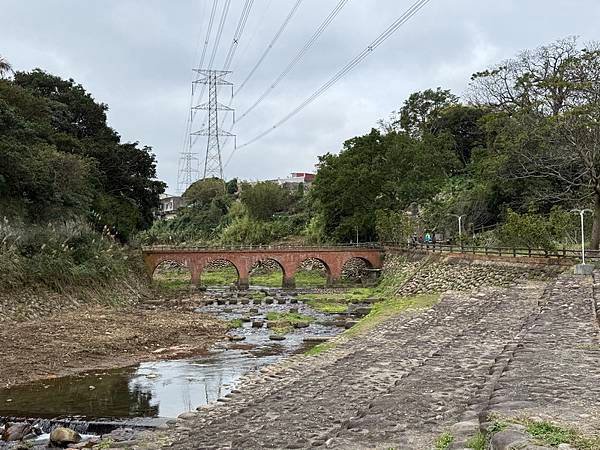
[0,293,345,422]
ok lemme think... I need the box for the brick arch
[295,257,332,286]
[147,254,191,277]
[199,258,241,286]
[248,256,289,288]
[341,255,375,269]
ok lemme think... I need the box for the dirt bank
[0,296,226,388]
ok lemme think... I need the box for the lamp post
[449,214,464,242]
[571,208,593,265]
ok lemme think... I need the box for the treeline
[0,63,164,291]
[310,36,600,249]
[0,68,165,240]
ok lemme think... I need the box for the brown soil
[0,297,227,388]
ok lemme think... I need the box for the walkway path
[142,273,599,449]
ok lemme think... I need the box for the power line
[179,0,216,155]
[234,0,304,97]
[230,0,274,76]
[236,0,349,124]
[195,0,232,125]
[226,0,432,165]
[190,0,235,167]
[207,0,233,70]
[217,0,304,151]
[177,0,218,193]
[223,0,254,71]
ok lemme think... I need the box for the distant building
[273,172,316,190]
[157,194,185,220]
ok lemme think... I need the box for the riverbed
[0,287,354,443]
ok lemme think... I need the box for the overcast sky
[2,0,600,192]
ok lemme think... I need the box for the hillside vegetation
[0,66,163,310]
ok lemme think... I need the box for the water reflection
[0,350,281,420]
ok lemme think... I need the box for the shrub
[0,218,138,291]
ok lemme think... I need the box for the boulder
[490,429,529,450]
[269,334,286,341]
[50,427,81,447]
[228,335,246,341]
[2,423,33,441]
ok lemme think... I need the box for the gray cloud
[2,0,600,192]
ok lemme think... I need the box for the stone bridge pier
[142,246,384,289]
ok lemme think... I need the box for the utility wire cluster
[231,0,432,156]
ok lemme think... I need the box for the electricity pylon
[176,70,235,192]
[192,69,235,180]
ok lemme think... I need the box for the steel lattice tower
[177,70,235,192]
[193,69,235,180]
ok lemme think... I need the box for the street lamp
[571,208,593,265]
[448,214,464,242]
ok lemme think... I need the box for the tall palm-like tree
[0,55,14,78]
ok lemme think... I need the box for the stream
[0,288,354,445]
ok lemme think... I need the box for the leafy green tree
[240,181,290,221]
[312,128,459,242]
[226,178,238,195]
[184,178,225,207]
[382,88,458,137]
[0,70,165,239]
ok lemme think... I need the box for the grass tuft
[434,432,454,450]
[466,432,487,450]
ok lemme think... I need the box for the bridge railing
[383,241,600,261]
[141,242,384,252]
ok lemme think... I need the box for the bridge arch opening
[341,257,375,285]
[249,258,285,288]
[201,259,239,288]
[152,259,191,290]
[295,257,330,288]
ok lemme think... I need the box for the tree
[470,37,600,248]
[0,55,13,79]
[311,128,460,242]
[469,37,583,116]
[184,178,225,208]
[382,88,458,137]
[430,105,486,167]
[0,69,165,238]
[226,178,238,195]
[240,182,290,221]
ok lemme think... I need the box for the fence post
[485,247,489,256]
[528,248,532,257]
[513,247,516,257]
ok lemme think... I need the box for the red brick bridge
[142,245,384,289]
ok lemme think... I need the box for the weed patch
[434,432,454,450]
